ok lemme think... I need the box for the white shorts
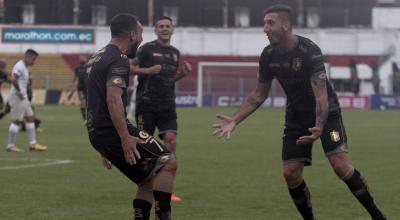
[9,94,34,121]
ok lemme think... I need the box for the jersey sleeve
[309,44,327,81]
[106,58,129,89]
[12,62,24,77]
[135,44,148,65]
[258,47,274,83]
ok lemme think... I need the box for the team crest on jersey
[330,130,340,142]
[120,54,128,59]
[292,58,302,71]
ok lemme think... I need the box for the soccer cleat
[171,194,182,202]
[29,143,47,152]
[6,146,25,153]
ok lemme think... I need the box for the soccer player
[6,49,47,152]
[86,13,177,220]
[213,5,386,220]
[71,55,88,122]
[131,16,191,201]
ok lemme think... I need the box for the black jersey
[135,40,180,110]
[259,35,340,113]
[75,64,88,91]
[86,44,130,135]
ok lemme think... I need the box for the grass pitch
[0,106,399,219]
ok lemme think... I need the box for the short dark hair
[110,13,139,38]
[155,16,173,26]
[25,49,39,57]
[264,5,293,24]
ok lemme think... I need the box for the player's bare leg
[153,157,177,220]
[7,120,24,152]
[163,132,181,202]
[283,162,316,220]
[134,179,154,220]
[163,132,176,153]
[25,115,47,151]
[328,152,386,220]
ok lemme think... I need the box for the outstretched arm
[130,58,162,75]
[296,72,329,145]
[107,86,143,165]
[213,81,272,139]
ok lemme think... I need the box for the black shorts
[89,124,174,185]
[135,108,177,139]
[282,111,348,166]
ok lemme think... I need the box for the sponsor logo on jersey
[111,67,128,75]
[152,53,163,57]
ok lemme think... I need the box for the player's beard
[127,42,140,59]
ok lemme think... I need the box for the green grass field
[0,106,399,220]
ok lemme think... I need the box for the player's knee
[164,133,176,143]
[160,158,178,176]
[283,167,303,186]
[138,179,154,192]
[332,162,353,179]
[165,140,176,152]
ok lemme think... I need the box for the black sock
[153,191,172,220]
[288,181,315,220]
[344,169,386,220]
[80,108,86,121]
[133,199,151,220]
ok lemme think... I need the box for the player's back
[86,44,130,135]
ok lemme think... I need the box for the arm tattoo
[311,72,328,129]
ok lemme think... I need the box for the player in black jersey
[72,55,88,122]
[131,16,191,202]
[213,5,386,220]
[86,14,177,220]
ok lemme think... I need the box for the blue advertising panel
[2,27,94,43]
[371,95,400,110]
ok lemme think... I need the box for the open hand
[121,135,145,165]
[212,114,236,139]
[296,127,322,145]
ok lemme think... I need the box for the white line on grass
[0,158,74,170]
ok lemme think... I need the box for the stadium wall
[1,89,399,110]
[1,25,400,59]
